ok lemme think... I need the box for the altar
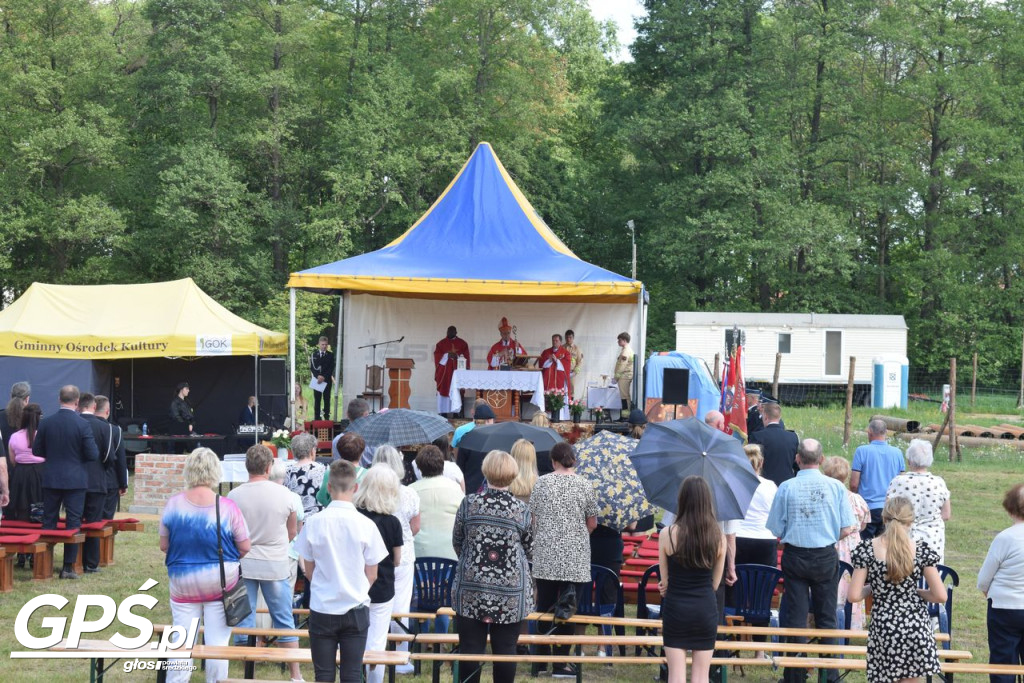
[449,369,545,419]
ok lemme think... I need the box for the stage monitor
[259,358,287,396]
[662,368,690,405]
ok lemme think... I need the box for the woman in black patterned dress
[848,496,948,683]
[452,450,534,683]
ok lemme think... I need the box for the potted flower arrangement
[544,388,566,422]
[269,429,292,458]
[568,397,586,424]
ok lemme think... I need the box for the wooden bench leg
[100,530,117,567]
[35,545,54,580]
[73,543,84,575]
[0,549,12,592]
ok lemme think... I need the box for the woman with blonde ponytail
[848,496,948,683]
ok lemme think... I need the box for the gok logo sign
[196,334,232,356]
[11,579,199,672]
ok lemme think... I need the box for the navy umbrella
[456,422,565,494]
[629,418,759,521]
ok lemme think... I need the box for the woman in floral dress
[848,496,948,683]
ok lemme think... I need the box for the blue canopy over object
[287,142,643,303]
[645,352,720,421]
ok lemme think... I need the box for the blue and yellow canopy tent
[287,142,647,415]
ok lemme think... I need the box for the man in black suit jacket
[238,395,257,426]
[94,396,128,517]
[32,385,99,579]
[748,401,799,487]
[309,336,335,420]
[79,395,126,572]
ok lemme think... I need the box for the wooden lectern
[386,358,415,409]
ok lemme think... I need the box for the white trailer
[674,312,908,404]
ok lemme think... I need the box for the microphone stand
[358,336,404,412]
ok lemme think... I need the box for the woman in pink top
[7,404,45,523]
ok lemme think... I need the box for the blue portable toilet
[872,356,908,409]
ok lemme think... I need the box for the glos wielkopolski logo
[10,579,198,660]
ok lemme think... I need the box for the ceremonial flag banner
[726,346,748,440]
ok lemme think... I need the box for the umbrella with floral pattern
[575,430,657,531]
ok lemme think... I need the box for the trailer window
[778,333,791,354]
[825,330,842,376]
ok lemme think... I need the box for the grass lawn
[1,398,1021,682]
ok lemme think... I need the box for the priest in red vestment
[538,333,572,393]
[487,317,526,369]
[434,325,471,415]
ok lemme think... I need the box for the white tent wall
[339,294,641,412]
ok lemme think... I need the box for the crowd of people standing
[147,392,1024,683]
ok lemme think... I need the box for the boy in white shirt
[293,460,387,682]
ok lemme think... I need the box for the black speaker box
[662,368,690,405]
[259,358,287,396]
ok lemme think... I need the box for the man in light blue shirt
[851,418,905,538]
[767,438,857,683]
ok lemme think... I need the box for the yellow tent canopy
[0,279,287,359]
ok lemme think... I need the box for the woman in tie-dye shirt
[160,448,250,683]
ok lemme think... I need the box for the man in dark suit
[309,336,335,420]
[94,396,127,520]
[748,401,799,487]
[79,393,108,573]
[79,395,127,572]
[238,395,257,425]
[32,385,99,579]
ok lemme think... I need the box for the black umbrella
[629,418,759,521]
[456,422,565,494]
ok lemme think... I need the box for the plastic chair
[412,558,457,678]
[634,564,667,677]
[635,563,662,622]
[725,563,784,669]
[413,557,457,614]
[923,563,959,649]
[578,565,626,659]
[727,563,783,625]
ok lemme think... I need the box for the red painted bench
[0,533,45,588]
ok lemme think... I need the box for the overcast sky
[587,0,646,61]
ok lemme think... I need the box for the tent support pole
[332,294,344,421]
[289,287,296,429]
[253,355,259,445]
[636,287,646,411]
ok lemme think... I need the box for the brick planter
[130,453,186,515]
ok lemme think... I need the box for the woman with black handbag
[160,448,251,683]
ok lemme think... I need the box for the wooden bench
[46,638,408,683]
[2,519,119,569]
[410,652,769,683]
[773,656,1022,683]
[434,606,954,642]
[189,644,407,681]
[0,534,47,589]
[0,528,85,579]
[152,624,414,682]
